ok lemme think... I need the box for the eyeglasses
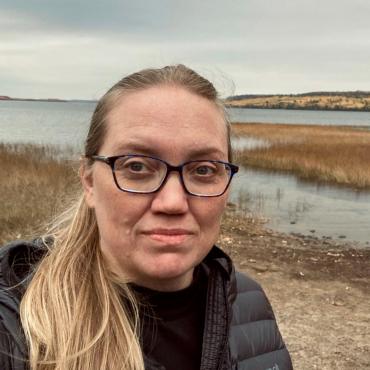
[88,154,239,197]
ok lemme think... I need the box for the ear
[80,159,95,208]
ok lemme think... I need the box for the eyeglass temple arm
[88,155,112,165]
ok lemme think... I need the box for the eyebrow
[109,142,226,160]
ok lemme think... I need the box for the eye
[187,162,220,177]
[128,161,146,172]
[115,157,155,174]
[194,165,216,176]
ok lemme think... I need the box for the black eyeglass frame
[88,154,239,197]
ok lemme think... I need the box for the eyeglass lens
[113,156,232,196]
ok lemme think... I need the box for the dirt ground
[219,209,370,370]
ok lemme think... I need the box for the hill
[225,91,370,112]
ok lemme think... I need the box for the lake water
[230,166,370,245]
[0,100,93,148]
[1,101,370,147]
[1,100,370,245]
[229,107,370,127]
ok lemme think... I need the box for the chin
[141,254,197,286]
[151,256,192,276]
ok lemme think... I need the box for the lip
[142,228,194,245]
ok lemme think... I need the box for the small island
[0,95,67,103]
[0,96,96,103]
[225,91,370,112]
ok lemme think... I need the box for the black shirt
[132,268,208,370]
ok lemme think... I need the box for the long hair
[20,64,231,370]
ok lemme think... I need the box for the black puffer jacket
[0,241,293,370]
[197,246,292,370]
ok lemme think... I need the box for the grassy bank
[232,123,370,188]
[0,143,79,244]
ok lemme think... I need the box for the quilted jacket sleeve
[0,301,29,370]
[0,319,15,369]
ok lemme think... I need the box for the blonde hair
[20,64,231,370]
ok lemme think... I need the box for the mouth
[142,229,194,245]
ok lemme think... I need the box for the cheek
[92,185,147,240]
[194,196,227,232]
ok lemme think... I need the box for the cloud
[1,0,369,98]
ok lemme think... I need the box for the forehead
[101,85,228,161]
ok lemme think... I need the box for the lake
[0,100,92,147]
[1,100,370,245]
[1,100,370,146]
[229,107,370,126]
[230,165,370,245]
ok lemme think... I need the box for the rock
[222,236,233,244]
[269,264,280,272]
[250,263,268,273]
[331,299,345,307]
[327,252,340,257]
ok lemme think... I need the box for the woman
[0,65,292,369]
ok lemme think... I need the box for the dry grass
[0,143,80,245]
[232,123,370,188]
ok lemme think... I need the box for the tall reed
[232,123,370,188]
[0,143,79,244]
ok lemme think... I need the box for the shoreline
[220,210,370,288]
[219,210,370,369]
[226,105,370,113]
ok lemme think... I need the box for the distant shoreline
[226,91,370,112]
[2,91,370,112]
[0,96,97,103]
[225,104,370,113]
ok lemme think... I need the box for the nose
[150,172,189,214]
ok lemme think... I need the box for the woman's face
[82,85,229,291]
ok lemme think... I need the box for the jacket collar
[0,240,47,294]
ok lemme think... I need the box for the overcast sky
[1,0,369,99]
